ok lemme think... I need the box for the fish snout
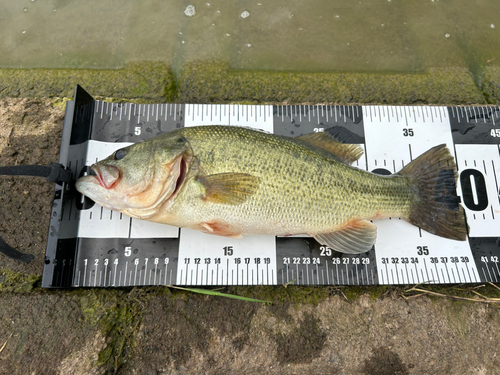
[93,164,120,189]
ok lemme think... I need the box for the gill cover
[75,134,192,215]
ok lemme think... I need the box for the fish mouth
[92,164,121,189]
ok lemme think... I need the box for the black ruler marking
[42,86,500,287]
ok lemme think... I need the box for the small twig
[0,333,13,354]
[472,290,500,302]
[404,285,500,304]
[401,292,429,300]
[489,282,500,292]
[339,289,349,301]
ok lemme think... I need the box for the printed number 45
[491,129,500,137]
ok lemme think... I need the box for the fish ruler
[42,85,500,288]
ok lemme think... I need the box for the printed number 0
[460,170,489,211]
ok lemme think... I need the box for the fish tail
[398,144,468,241]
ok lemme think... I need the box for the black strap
[0,237,34,263]
[0,163,72,263]
[0,163,72,185]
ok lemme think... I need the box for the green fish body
[76,125,467,254]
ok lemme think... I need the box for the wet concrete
[0,69,500,373]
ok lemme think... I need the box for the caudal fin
[398,144,468,241]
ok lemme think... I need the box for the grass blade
[168,285,271,303]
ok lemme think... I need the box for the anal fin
[312,220,377,254]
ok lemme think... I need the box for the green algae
[177,61,485,105]
[0,62,175,102]
[482,66,500,104]
[227,285,332,306]
[0,269,40,293]
[341,285,390,301]
[77,288,148,373]
[1,60,490,105]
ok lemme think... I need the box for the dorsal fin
[295,127,363,164]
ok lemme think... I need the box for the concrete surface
[0,66,500,374]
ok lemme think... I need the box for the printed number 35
[417,246,429,255]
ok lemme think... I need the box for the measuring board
[41,85,500,288]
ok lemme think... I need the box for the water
[0,0,499,74]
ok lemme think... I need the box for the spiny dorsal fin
[312,220,377,254]
[296,128,363,164]
[197,173,260,205]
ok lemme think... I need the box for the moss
[0,269,40,293]
[50,97,72,111]
[224,285,394,306]
[341,286,393,301]
[76,288,148,373]
[177,61,485,105]
[228,283,499,306]
[482,66,500,104]
[0,60,489,104]
[0,62,175,102]
[227,285,333,306]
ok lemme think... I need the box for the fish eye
[114,149,127,160]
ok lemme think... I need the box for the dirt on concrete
[0,98,63,275]
[122,292,500,374]
[0,99,500,375]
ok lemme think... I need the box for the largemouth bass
[75,125,467,254]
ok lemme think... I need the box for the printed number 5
[135,127,141,135]
[124,247,132,257]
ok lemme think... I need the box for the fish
[75,125,467,254]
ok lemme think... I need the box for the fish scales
[165,126,413,235]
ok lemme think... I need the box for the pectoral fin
[312,220,377,254]
[197,173,260,205]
